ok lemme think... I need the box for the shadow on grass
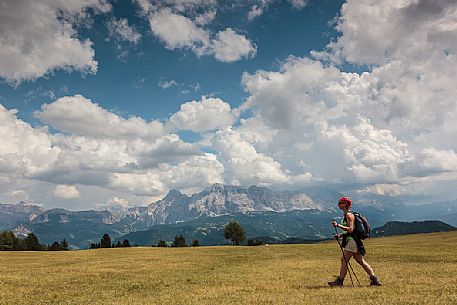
[301,284,371,289]
[303,285,331,290]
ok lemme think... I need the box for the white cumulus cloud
[0,0,111,84]
[241,57,361,129]
[137,1,256,62]
[54,185,80,199]
[403,148,457,177]
[212,127,290,186]
[110,153,224,196]
[0,95,221,203]
[148,9,211,55]
[35,95,165,140]
[95,196,131,212]
[357,183,410,197]
[316,0,457,66]
[320,117,410,182]
[212,28,257,62]
[168,97,237,132]
[0,104,60,177]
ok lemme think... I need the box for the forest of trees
[90,234,132,249]
[154,235,199,247]
[0,231,68,251]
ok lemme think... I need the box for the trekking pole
[333,225,361,286]
[333,226,354,287]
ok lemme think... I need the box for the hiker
[328,196,382,287]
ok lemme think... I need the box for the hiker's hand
[332,220,338,227]
[333,234,339,240]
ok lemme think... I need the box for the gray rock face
[30,208,117,225]
[0,201,45,230]
[145,184,329,225]
[147,189,193,224]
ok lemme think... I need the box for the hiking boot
[369,275,382,286]
[328,276,344,287]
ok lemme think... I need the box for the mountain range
[1,184,456,248]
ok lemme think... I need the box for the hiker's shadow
[304,285,330,290]
[301,284,366,289]
[291,284,329,290]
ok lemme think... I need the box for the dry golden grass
[1,232,457,305]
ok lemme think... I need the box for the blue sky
[1,0,344,125]
[1,0,457,210]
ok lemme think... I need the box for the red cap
[338,196,352,208]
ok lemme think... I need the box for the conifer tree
[48,241,60,251]
[100,234,111,248]
[25,233,41,251]
[224,221,246,245]
[0,231,18,250]
[157,239,167,247]
[172,235,186,247]
[61,239,69,250]
[90,243,100,249]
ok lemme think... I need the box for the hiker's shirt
[340,214,353,247]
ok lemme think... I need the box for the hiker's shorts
[344,238,358,253]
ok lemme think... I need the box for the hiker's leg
[353,253,383,285]
[339,250,353,279]
[353,253,374,276]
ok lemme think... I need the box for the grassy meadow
[1,232,457,305]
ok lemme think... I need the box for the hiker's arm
[336,214,354,233]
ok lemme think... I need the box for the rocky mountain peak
[0,202,45,230]
[204,183,226,193]
[164,189,187,200]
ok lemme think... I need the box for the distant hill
[19,208,154,249]
[372,220,456,237]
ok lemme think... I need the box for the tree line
[0,231,68,251]
[153,235,200,247]
[1,220,255,251]
[90,234,133,249]
[153,220,250,247]
[90,221,249,249]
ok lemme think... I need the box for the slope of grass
[1,232,457,305]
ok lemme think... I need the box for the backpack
[352,212,370,240]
